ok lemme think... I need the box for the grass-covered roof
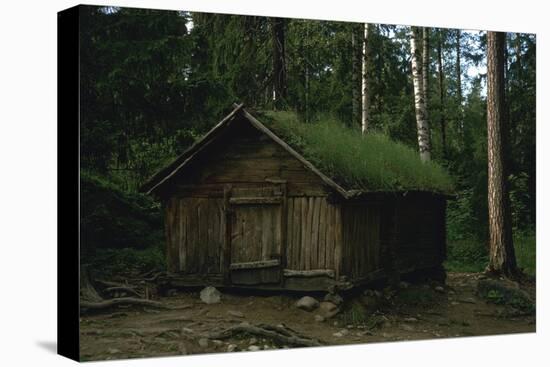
[259,111,454,194]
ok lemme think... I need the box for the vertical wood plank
[334,204,343,279]
[261,206,269,260]
[223,185,232,283]
[305,197,313,270]
[280,183,288,281]
[293,198,301,269]
[318,199,327,269]
[300,197,307,270]
[182,198,187,272]
[171,198,180,273]
[325,203,334,270]
[310,197,321,269]
[164,199,173,273]
[286,196,294,267]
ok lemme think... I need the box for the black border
[57,4,81,362]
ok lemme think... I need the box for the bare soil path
[79,272,535,361]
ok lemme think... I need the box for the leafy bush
[444,239,488,273]
[445,231,535,276]
[86,246,166,277]
[80,171,164,255]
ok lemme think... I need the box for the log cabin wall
[161,116,343,279]
[393,194,447,272]
[341,203,382,280]
[285,197,342,277]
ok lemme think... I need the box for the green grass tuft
[260,111,454,193]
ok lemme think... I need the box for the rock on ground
[296,296,319,311]
[324,292,344,306]
[248,345,261,352]
[200,286,221,304]
[198,338,209,348]
[227,344,238,352]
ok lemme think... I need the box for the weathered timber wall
[165,196,225,274]
[285,197,342,276]
[161,116,329,198]
[393,195,446,270]
[341,204,382,279]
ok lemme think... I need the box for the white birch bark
[410,26,431,161]
[361,23,369,135]
[422,27,430,113]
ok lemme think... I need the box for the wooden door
[228,196,282,285]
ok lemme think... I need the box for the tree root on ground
[104,286,143,298]
[205,322,323,347]
[80,297,171,313]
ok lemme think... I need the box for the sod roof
[141,105,453,196]
[259,110,454,195]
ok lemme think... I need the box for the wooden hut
[141,104,450,291]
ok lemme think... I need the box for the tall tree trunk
[361,23,370,134]
[351,25,360,126]
[437,30,447,158]
[410,26,431,161]
[422,27,430,112]
[304,20,310,122]
[271,17,286,110]
[456,30,464,142]
[486,31,518,278]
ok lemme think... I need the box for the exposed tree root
[80,297,171,313]
[206,322,323,347]
[104,286,143,298]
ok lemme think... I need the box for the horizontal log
[229,197,282,205]
[229,259,280,270]
[283,269,335,278]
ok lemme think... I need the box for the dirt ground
[79,272,536,361]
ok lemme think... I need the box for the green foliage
[444,231,535,275]
[514,230,536,276]
[80,171,164,255]
[261,111,454,193]
[394,287,438,307]
[480,280,535,314]
[86,247,165,276]
[444,239,488,273]
[339,300,369,326]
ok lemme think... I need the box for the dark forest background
[79,6,535,276]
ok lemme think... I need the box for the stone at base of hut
[314,314,325,322]
[227,344,238,352]
[200,286,221,304]
[198,338,209,348]
[296,296,319,311]
[324,292,344,306]
[248,345,261,352]
[319,301,340,319]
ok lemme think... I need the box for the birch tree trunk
[486,31,518,278]
[410,26,431,161]
[271,17,286,110]
[437,30,447,158]
[351,25,360,126]
[361,23,370,134]
[422,27,430,112]
[456,30,464,142]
